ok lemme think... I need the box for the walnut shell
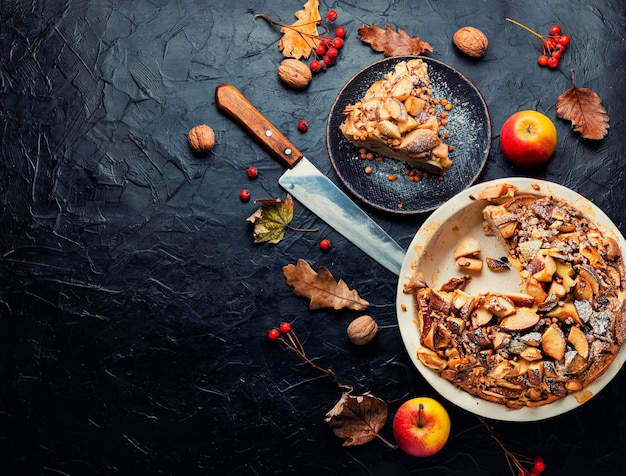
[453,26,488,58]
[347,315,378,345]
[188,124,215,154]
[278,58,312,89]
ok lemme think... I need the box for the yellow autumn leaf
[278,0,321,59]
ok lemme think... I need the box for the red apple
[392,397,451,457]
[500,110,558,168]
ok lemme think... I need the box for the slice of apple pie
[403,183,626,408]
[339,59,452,175]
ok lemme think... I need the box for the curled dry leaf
[247,194,294,244]
[283,259,369,311]
[278,0,321,59]
[556,70,609,140]
[325,392,394,447]
[358,23,434,57]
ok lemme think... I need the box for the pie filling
[403,183,626,408]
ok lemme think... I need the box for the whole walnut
[278,58,312,89]
[188,124,215,154]
[347,315,378,345]
[453,26,489,58]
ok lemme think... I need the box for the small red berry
[551,49,562,59]
[267,328,280,340]
[549,24,561,36]
[279,322,292,333]
[533,456,545,473]
[537,55,549,66]
[320,239,331,251]
[335,26,346,38]
[331,37,343,49]
[310,60,322,72]
[240,189,251,202]
[315,43,327,56]
[547,56,559,68]
[558,34,570,45]
[297,119,309,132]
[326,9,338,22]
[326,46,339,59]
[247,166,259,179]
[323,55,334,67]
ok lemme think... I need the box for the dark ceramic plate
[326,56,491,215]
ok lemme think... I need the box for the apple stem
[417,403,425,428]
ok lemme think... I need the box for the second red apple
[500,110,558,168]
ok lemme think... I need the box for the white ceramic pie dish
[396,177,626,421]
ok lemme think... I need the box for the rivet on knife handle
[215,84,303,169]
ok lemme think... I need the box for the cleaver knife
[215,84,406,275]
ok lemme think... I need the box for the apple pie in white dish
[339,59,452,175]
[398,178,626,419]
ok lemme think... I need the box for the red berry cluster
[507,18,571,70]
[538,24,570,69]
[518,456,546,476]
[309,11,346,72]
[267,321,292,340]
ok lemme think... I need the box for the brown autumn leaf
[556,71,609,140]
[246,195,295,244]
[278,0,321,59]
[358,23,434,57]
[283,259,369,311]
[325,392,391,446]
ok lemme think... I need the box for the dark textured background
[1,1,625,475]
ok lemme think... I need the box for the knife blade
[215,84,406,275]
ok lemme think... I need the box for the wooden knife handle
[215,84,303,169]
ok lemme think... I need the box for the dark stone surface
[1,1,625,474]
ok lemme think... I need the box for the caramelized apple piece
[489,329,510,350]
[471,306,493,328]
[575,264,601,297]
[455,256,483,271]
[525,276,549,303]
[404,96,425,116]
[504,292,536,308]
[454,237,482,259]
[542,324,567,361]
[531,252,557,282]
[499,308,541,332]
[520,346,543,361]
[503,194,538,211]
[483,293,516,317]
[568,326,589,359]
[476,183,518,201]
[580,239,606,268]
[546,301,583,326]
[486,257,510,272]
[603,236,622,261]
[416,346,447,370]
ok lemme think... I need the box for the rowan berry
[240,189,251,202]
[247,166,259,179]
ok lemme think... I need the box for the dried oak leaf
[556,71,609,140]
[283,259,369,311]
[247,194,294,244]
[358,23,433,57]
[278,0,321,60]
[325,392,389,446]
